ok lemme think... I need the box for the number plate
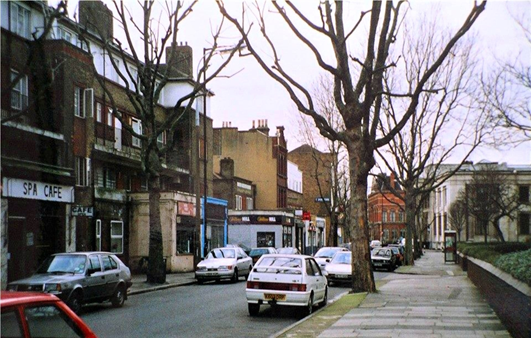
[206,272,216,276]
[264,293,286,301]
[336,274,348,279]
[373,263,382,266]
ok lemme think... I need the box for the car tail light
[247,281,260,289]
[247,281,306,291]
[291,284,306,292]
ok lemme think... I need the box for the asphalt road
[81,272,389,338]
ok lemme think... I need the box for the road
[81,273,389,338]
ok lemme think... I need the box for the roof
[1,291,60,307]
[289,144,322,154]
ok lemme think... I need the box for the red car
[1,291,97,338]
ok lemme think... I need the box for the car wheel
[248,303,260,316]
[68,290,83,314]
[304,293,314,316]
[388,264,394,272]
[231,268,239,283]
[320,287,328,308]
[197,279,204,285]
[111,284,126,308]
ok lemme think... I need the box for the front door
[7,217,31,282]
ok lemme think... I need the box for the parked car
[6,252,132,314]
[313,247,347,270]
[371,247,397,271]
[323,251,352,286]
[249,247,277,264]
[370,240,382,249]
[1,292,97,338]
[276,247,301,255]
[226,243,252,255]
[246,254,328,317]
[388,245,404,266]
[195,247,253,284]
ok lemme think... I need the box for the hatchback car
[388,246,403,267]
[195,247,253,284]
[313,247,347,270]
[371,247,397,271]
[323,251,352,286]
[246,254,328,317]
[249,247,277,264]
[7,252,132,314]
[1,291,97,338]
[276,247,301,255]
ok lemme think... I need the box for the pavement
[126,250,512,338]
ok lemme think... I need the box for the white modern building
[423,161,531,249]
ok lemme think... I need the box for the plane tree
[217,0,485,292]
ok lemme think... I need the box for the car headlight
[44,283,62,293]
[196,266,207,271]
[218,265,233,271]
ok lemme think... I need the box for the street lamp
[195,43,247,261]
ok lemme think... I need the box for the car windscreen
[250,249,269,256]
[315,248,341,258]
[331,252,351,264]
[36,255,87,274]
[254,257,302,274]
[373,249,391,258]
[206,248,235,259]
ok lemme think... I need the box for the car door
[236,248,248,275]
[307,258,326,302]
[84,254,106,301]
[101,254,120,297]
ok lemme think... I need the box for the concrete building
[423,161,531,249]
[213,120,288,210]
[368,173,406,245]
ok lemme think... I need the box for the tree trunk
[347,145,375,293]
[404,190,416,265]
[147,172,166,284]
[492,218,506,242]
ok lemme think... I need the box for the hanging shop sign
[71,205,94,217]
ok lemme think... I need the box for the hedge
[457,242,531,286]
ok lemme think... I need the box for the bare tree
[482,10,530,139]
[375,15,489,265]
[448,191,467,242]
[296,75,350,247]
[464,164,522,242]
[218,1,485,292]
[79,0,245,283]
[2,1,68,124]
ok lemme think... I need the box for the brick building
[288,144,336,253]
[367,173,406,245]
[1,0,217,287]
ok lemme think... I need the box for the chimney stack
[220,158,235,179]
[166,42,193,78]
[79,0,114,41]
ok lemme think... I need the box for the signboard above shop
[2,177,74,203]
[71,205,94,217]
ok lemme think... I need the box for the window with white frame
[10,2,31,39]
[105,168,116,189]
[157,131,166,148]
[390,211,396,222]
[56,27,72,43]
[74,87,85,118]
[110,221,123,254]
[132,118,142,147]
[382,210,387,222]
[246,197,253,210]
[76,34,89,51]
[235,195,243,210]
[95,220,102,251]
[75,157,90,186]
[96,102,102,122]
[107,108,113,127]
[84,88,93,117]
[10,70,28,110]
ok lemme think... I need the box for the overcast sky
[61,0,530,164]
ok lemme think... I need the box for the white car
[195,247,253,284]
[246,254,328,316]
[323,251,352,286]
[313,247,347,270]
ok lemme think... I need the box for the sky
[60,0,530,164]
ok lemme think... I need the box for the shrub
[495,249,531,286]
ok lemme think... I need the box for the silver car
[7,252,132,314]
[195,247,253,284]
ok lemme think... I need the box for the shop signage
[72,205,94,217]
[302,211,311,221]
[315,197,330,202]
[178,202,195,216]
[2,178,74,203]
[229,216,251,223]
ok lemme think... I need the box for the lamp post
[195,44,247,262]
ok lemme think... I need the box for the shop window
[246,197,253,210]
[10,70,28,110]
[110,221,123,254]
[257,232,275,247]
[176,228,194,254]
[95,220,101,251]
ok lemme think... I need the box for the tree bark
[147,172,165,283]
